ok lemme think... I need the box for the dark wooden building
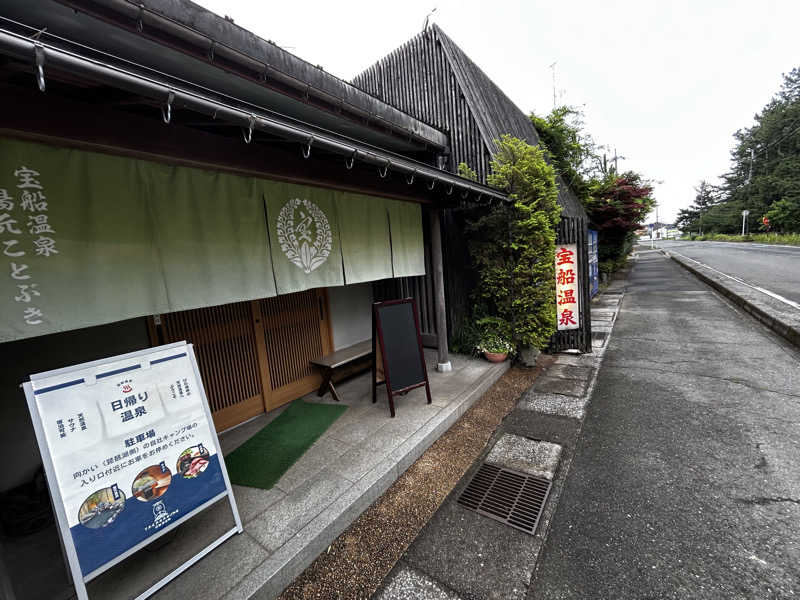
[353,24,592,353]
[0,1,510,496]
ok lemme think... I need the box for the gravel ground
[278,360,552,600]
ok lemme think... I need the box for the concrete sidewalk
[5,351,507,600]
[528,250,800,598]
[373,251,800,599]
[372,271,627,600]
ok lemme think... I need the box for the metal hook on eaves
[242,114,255,144]
[161,91,175,124]
[34,44,45,92]
[345,149,358,170]
[406,169,417,185]
[378,160,390,179]
[302,135,314,159]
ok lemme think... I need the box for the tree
[457,162,478,182]
[675,181,720,233]
[585,172,655,264]
[531,106,600,203]
[531,105,655,270]
[686,66,800,234]
[766,197,800,232]
[468,135,561,350]
[675,207,698,232]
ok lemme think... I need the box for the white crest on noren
[276,198,332,274]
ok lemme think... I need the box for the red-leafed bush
[587,172,655,266]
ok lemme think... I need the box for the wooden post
[371,307,378,404]
[429,209,452,372]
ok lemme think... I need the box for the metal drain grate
[458,463,551,535]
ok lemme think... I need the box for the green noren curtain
[0,137,277,342]
[0,138,169,342]
[387,200,425,277]
[0,137,427,343]
[263,181,345,295]
[336,192,392,285]
[148,163,276,311]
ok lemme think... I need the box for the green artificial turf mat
[224,400,347,489]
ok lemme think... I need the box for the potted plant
[476,332,514,363]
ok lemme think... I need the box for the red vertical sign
[555,244,579,331]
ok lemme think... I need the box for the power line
[750,118,800,159]
[764,121,800,151]
[741,110,800,182]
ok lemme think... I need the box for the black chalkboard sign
[372,298,431,417]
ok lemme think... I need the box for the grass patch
[681,233,800,245]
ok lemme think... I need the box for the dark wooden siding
[353,25,588,220]
[355,25,592,351]
[353,27,492,182]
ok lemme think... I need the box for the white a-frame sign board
[22,341,243,600]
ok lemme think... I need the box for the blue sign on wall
[588,229,599,298]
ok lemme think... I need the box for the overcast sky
[197,0,799,223]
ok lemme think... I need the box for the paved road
[529,251,800,599]
[656,240,800,306]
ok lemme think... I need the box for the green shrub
[475,332,514,355]
[599,256,628,277]
[467,135,561,351]
[457,162,478,182]
[688,233,800,245]
[450,317,481,356]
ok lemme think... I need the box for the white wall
[328,283,373,350]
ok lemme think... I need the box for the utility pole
[656,202,659,239]
[650,202,659,248]
[609,148,626,173]
[549,61,557,109]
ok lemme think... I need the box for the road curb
[663,250,800,350]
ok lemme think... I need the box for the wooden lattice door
[155,301,265,431]
[255,289,333,411]
[152,289,332,430]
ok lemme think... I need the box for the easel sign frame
[371,298,432,417]
[22,341,242,600]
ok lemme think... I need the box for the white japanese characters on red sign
[555,244,580,331]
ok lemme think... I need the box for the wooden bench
[310,339,372,402]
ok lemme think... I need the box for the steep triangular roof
[353,25,586,220]
[434,25,540,151]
